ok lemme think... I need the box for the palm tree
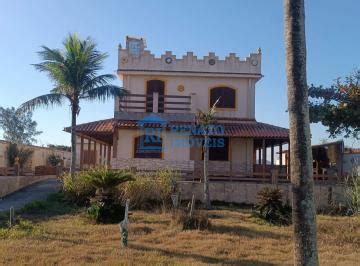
[197,99,219,209]
[19,33,127,178]
[284,0,319,265]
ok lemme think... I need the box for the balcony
[119,93,192,113]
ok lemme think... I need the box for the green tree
[19,34,127,178]
[309,70,360,139]
[0,106,42,144]
[197,99,218,209]
[284,0,319,265]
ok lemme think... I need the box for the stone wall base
[0,175,55,198]
[178,181,346,209]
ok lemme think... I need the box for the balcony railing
[119,93,192,113]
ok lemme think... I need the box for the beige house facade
[68,37,289,180]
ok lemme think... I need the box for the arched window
[209,87,236,109]
[134,135,162,158]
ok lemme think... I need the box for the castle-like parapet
[118,36,261,77]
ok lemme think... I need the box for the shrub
[47,154,62,167]
[20,192,78,216]
[120,173,159,209]
[86,200,125,224]
[344,166,360,215]
[120,169,179,210]
[173,209,211,230]
[83,167,133,200]
[61,172,96,206]
[6,143,33,168]
[254,187,292,225]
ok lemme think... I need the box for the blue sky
[0,0,359,147]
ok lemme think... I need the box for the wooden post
[80,136,84,170]
[258,148,261,165]
[262,139,266,178]
[87,139,91,168]
[99,143,103,165]
[113,127,118,158]
[279,143,283,171]
[107,145,111,167]
[271,144,274,166]
[94,140,97,167]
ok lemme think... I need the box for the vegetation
[309,70,360,139]
[6,142,34,169]
[0,208,358,265]
[18,33,128,178]
[284,0,319,264]
[254,187,292,225]
[197,99,219,209]
[120,169,178,210]
[61,171,96,206]
[0,106,42,144]
[47,153,62,167]
[173,209,211,230]
[83,167,133,200]
[344,167,360,215]
[47,144,71,152]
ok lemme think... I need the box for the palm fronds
[19,93,66,113]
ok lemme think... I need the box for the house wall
[117,75,256,119]
[0,140,71,170]
[114,128,190,160]
[112,130,254,174]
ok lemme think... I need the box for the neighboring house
[66,36,290,180]
[0,140,72,171]
[281,140,360,179]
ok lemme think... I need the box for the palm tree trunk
[284,0,318,265]
[203,135,210,209]
[70,106,77,179]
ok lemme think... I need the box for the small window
[134,135,162,159]
[209,137,229,161]
[210,87,236,109]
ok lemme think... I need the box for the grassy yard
[0,198,359,265]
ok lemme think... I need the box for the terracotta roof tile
[66,118,289,140]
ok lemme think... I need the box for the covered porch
[64,119,115,170]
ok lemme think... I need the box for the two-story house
[67,36,289,180]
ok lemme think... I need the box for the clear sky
[0,0,359,147]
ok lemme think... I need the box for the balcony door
[146,80,165,113]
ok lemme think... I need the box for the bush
[20,192,78,216]
[87,199,125,224]
[83,167,133,200]
[61,172,96,206]
[344,168,360,215]
[6,143,33,168]
[254,187,292,226]
[47,154,62,167]
[120,169,179,210]
[173,209,211,230]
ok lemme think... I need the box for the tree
[0,106,42,144]
[19,33,127,178]
[197,99,218,209]
[309,70,360,139]
[284,0,319,265]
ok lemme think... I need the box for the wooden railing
[119,93,192,112]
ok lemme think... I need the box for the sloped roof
[65,118,289,143]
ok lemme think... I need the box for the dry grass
[0,207,359,265]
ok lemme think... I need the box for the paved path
[0,178,61,211]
